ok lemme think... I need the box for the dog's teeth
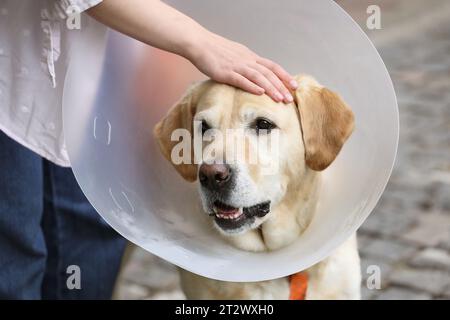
[214,208,244,220]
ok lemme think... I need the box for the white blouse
[0,0,105,166]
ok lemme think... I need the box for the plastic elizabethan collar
[63,0,398,282]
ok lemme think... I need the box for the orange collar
[289,271,308,300]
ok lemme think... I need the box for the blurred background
[115,0,450,300]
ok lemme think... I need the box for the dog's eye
[252,118,277,134]
[201,120,211,135]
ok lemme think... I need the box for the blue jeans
[0,131,126,299]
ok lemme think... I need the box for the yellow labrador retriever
[154,75,361,300]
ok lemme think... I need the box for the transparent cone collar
[63,0,398,282]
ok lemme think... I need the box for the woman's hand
[186,32,297,103]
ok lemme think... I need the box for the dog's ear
[293,75,355,171]
[153,82,207,182]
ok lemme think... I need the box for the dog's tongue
[218,208,239,215]
[215,202,239,215]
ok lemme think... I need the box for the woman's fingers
[257,57,298,90]
[238,66,284,102]
[251,63,293,103]
[226,72,265,96]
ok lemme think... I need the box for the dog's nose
[199,164,231,189]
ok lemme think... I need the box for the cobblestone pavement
[115,0,450,300]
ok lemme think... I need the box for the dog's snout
[199,164,231,189]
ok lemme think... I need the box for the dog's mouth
[209,200,271,232]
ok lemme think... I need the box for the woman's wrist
[178,25,212,61]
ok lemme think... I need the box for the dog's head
[154,75,354,236]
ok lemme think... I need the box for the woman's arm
[87,0,297,103]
